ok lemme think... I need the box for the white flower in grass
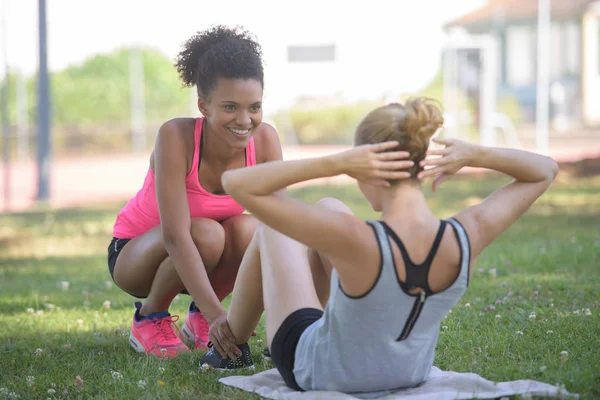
[547,330,553,334]
[34,348,43,356]
[515,331,524,335]
[26,376,35,386]
[488,268,497,278]
[76,319,84,326]
[540,365,547,372]
[43,303,55,310]
[201,363,212,371]
[6,392,20,399]
[158,367,165,374]
[137,380,147,389]
[26,308,34,313]
[585,309,592,316]
[47,388,56,394]
[103,300,111,309]
[529,312,536,320]
[465,303,471,310]
[61,281,70,291]
[35,310,44,316]
[442,325,448,330]
[104,280,113,289]
[110,370,123,380]
[256,339,263,345]
[560,351,568,361]
[495,314,501,319]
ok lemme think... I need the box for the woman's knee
[190,218,226,267]
[315,197,354,215]
[222,214,260,248]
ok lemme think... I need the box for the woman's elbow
[221,170,241,196]
[161,227,188,254]
[547,158,559,181]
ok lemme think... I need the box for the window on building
[287,44,336,63]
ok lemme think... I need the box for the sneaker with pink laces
[182,302,210,350]
[129,302,191,358]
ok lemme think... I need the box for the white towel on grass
[219,366,578,400]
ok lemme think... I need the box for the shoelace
[155,315,183,342]
[196,316,210,338]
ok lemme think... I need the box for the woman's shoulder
[154,117,198,150]
[150,118,198,171]
[158,118,197,138]
[252,121,282,163]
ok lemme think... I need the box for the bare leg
[227,197,355,343]
[209,214,260,301]
[112,218,225,315]
[226,233,264,344]
[226,224,322,346]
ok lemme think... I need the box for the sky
[0,0,487,111]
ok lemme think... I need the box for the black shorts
[107,237,191,299]
[107,237,143,297]
[270,308,323,391]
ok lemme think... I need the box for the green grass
[0,175,599,399]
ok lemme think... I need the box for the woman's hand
[418,138,481,191]
[335,141,414,187]
[208,313,241,360]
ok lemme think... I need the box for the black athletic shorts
[107,237,191,299]
[270,308,323,391]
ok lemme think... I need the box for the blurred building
[445,0,600,130]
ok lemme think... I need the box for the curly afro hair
[174,25,264,98]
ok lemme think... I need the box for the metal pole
[1,0,10,210]
[37,0,51,201]
[536,0,550,155]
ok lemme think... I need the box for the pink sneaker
[129,302,191,358]
[182,302,210,350]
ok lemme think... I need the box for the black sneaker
[198,342,254,371]
[262,346,271,361]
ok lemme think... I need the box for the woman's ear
[197,97,209,117]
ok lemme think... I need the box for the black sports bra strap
[423,220,447,267]
[380,221,447,293]
[381,223,413,269]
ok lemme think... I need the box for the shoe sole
[181,322,195,343]
[210,365,256,373]
[129,332,146,353]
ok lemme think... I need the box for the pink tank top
[113,117,257,239]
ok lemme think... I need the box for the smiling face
[198,77,264,149]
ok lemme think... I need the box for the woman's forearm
[470,146,559,182]
[163,233,225,323]
[222,156,341,197]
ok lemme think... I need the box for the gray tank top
[293,218,471,394]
